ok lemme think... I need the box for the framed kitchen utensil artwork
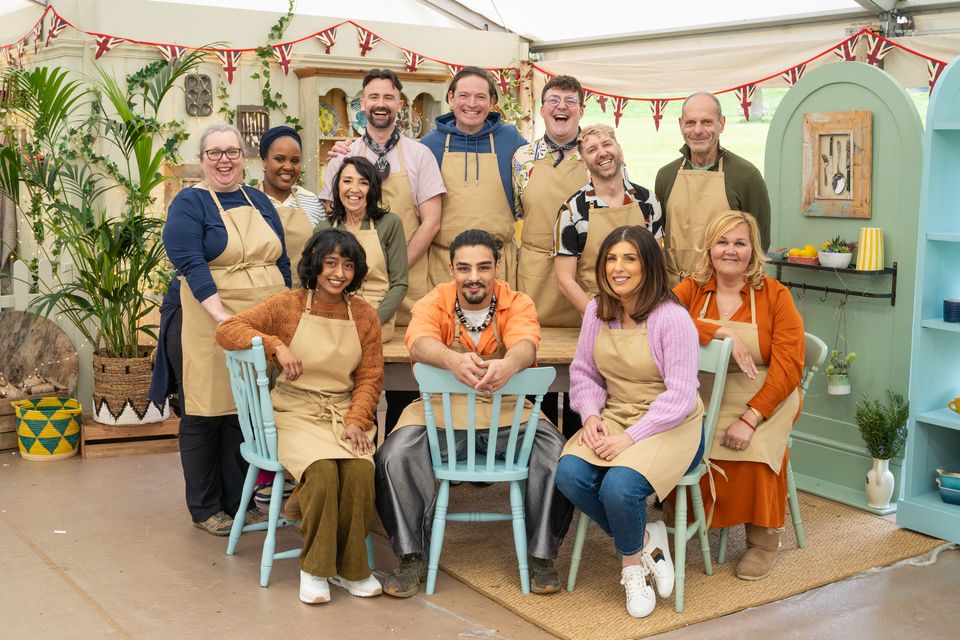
[801,110,872,218]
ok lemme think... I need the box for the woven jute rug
[409,484,943,640]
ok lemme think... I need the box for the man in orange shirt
[375,229,573,598]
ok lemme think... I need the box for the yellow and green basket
[12,397,83,461]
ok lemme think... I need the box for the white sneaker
[620,565,656,618]
[299,571,331,604]
[329,574,383,597]
[643,520,675,598]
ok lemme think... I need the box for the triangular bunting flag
[93,35,125,60]
[402,49,425,73]
[612,97,628,127]
[30,20,42,53]
[833,34,861,61]
[597,95,608,113]
[582,90,595,104]
[781,63,806,86]
[315,26,338,54]
[928,59,946,95]
[864,33,895,66]
[216,50,243,84]
[446,63,463,77]
[650,99,668,131]
[735,84,755,120]
[46,14,69,48]
[356,26,382,57]
[158,45,186,62]
[273,43,293,75]
[492,69,514,95]
[15,41,25,67]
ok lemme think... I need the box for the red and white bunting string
[735,84,756,120]
[928,59,946,95]
[93,35,125,60]
[597,95,608,113]
[582,90,595,104]
[215,50,243,84]
[781,63,806,86]
[446,63,463,76]
[356,26,382,57]
[650,99,668,131]
[402,49,425,72]
[492,68,513,94]
[612,97,628,127]
[29,20,42,53]
[864,33,895,66]
[315,26,338,54]
[16,41,25,67]
[158,44,185,62]
[46,14,68,48]
[272,43,293,75]
[833,34,861,61]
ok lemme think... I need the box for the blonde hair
[691,210,769,289]
[577,124,618,152]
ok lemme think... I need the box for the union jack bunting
[582,90,594,104]
[356,26,382,57]
[46,14,69,48]
[928,58,946,95]
[29,20,42,53]
[93,35,125,60]
[446,63,463,76]
[402,50,425,72]
[650,99,668,131]
[864,33,895,66]
[833,34,861,61]
[597,95,608,113]
[16,41,25,67]
[273,43,293,75]
[492,69,514,95]
[315,26,338,54]
[781,63,806,86]
[158,45,186,62]
[612,97,628,127]
[735,84,756,120]
[216,50,243,84]
[3,47,14,68]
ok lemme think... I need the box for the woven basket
[92,349,169,425]
[13,397,82,461]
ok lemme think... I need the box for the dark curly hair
[298,227,368,293]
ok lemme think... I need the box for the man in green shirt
[655,92,770,285]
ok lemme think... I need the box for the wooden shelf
[897,490,960,543]
[916,408,960,432]
[770,260,898,305]
[920,319,960,333]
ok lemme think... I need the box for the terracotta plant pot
[827,374,851,395]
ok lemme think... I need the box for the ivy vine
[249,0,301,131]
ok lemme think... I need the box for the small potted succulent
[818,235,857,269]
[823,349,856,395]
[855,390,909,509]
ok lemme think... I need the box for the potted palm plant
[823,348,856,395]
[855,390,909,509]
[0,52,204,424]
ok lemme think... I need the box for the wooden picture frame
[802,110,872,218]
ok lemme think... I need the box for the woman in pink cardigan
[555,225,704,618]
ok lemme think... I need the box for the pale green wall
[765,62,923,512]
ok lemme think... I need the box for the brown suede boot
[281,483,302,520]
[736,524,781,580]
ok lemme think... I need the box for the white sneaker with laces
[299,571,331,604]
[643,520,675,598]
[620,565,656,618]
[330,574,383,597]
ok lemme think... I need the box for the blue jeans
[555,432,705,556]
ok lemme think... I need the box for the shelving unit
[770,260,898,305]
[897,58,960,544]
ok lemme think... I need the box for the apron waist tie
[702,458,727,530]
[213,261,276,274]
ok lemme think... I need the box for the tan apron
[272,292,373,479]
[696,289,801,474]
[430,134,517,288]
[338,219,395,343]
[265,188,314,285]
[664,157,731,286]
[394,313,536,430]
[180,185,286,416]
[517,155,586,328]
[561,321,704,498]
[575,200,647,297]
[367,141,425,326]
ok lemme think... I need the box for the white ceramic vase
[866,458,895,509]
[827,374,851,395]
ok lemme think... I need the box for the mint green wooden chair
[412,362,556,595]
[717,332,828,563]
[224,337,374,587]
[565,337,734,613]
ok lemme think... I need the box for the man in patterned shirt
[554,124,662,315]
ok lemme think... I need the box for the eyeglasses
[202,147,243,161]
[543,96,581,108]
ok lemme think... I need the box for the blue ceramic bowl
[938,483,960,506]
[936,469,960,491]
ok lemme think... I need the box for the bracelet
[737,416,757,430]
[747,406,764,424]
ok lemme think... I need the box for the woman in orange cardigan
[672,210,803,580]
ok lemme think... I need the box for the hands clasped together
[579,415,633,461]
[449,352,517,394]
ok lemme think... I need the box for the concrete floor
[1,450,957,640]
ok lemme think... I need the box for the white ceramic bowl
[817,251,853,269]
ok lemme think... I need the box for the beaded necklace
[455,293,497,332]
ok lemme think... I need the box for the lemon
[788,248,802,257]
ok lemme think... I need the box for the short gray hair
[681,92,722,120]
[198,123,243,157]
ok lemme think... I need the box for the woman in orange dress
[672,210,804,580]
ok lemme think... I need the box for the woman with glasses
[149,123,292,536]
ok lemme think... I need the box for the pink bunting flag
[781,63,806,86]
[216,50,243,84]
[612,97,628,127]
[833,34,861,61]
[158,45,186,62]
[650,99,668,131]
[356,26,382,57]
[864,33,895,66]
[273,43,293,75]
[735,84,755,120]
[928,59,946,95]
[93,35,125,60]
[402,50,425,72]
[315,26,338,54]
[46,14,68,48]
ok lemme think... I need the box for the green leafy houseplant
[823,349,856,376]
[855,390,909,460]
[820,235,858,254]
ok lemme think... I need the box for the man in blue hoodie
[420,66,528,289]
